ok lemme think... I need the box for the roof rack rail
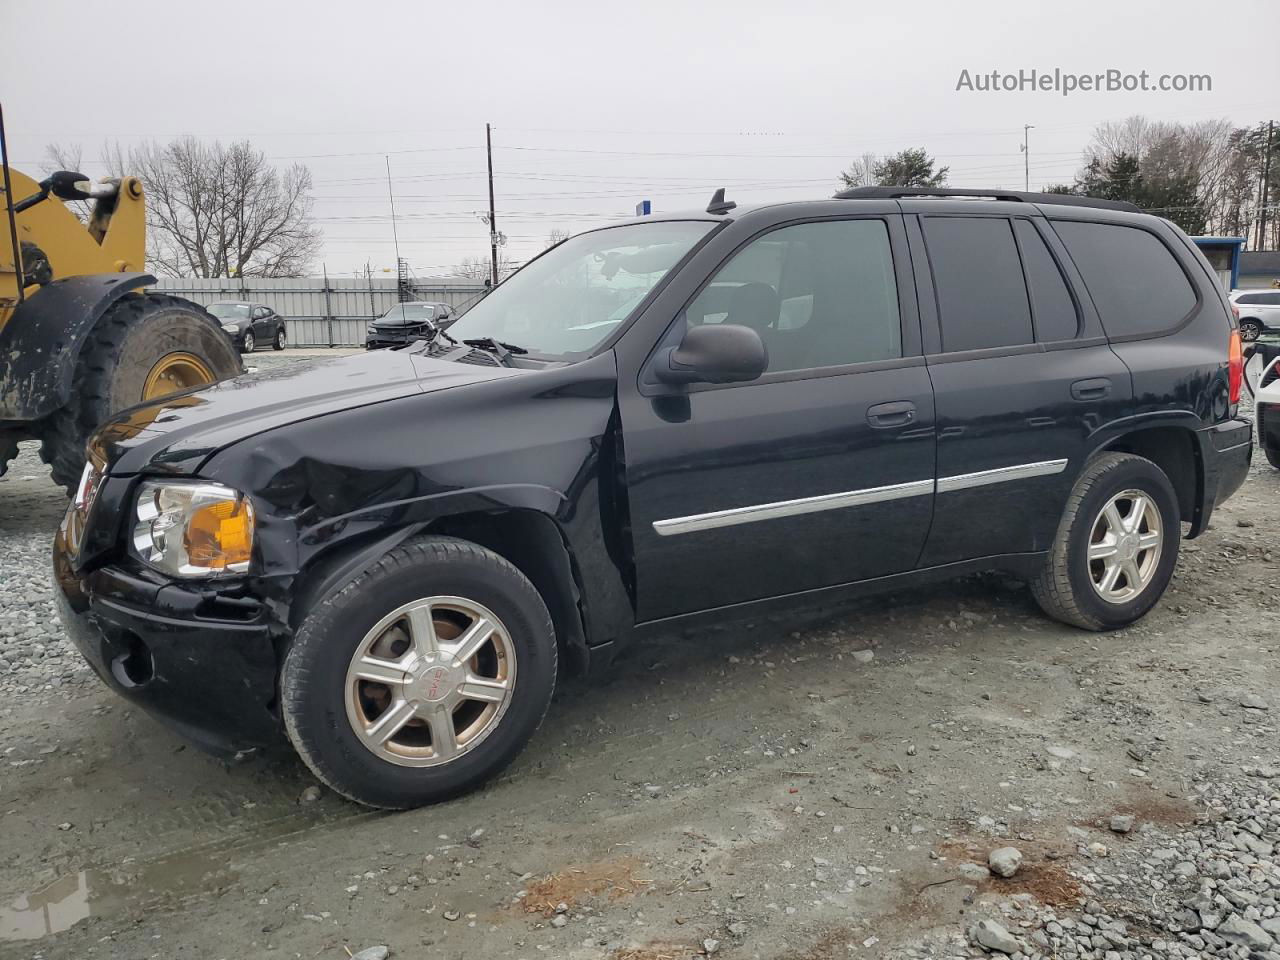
[833,186,1142,214]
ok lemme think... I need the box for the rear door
[907,208,1132,565]
[620,213,937,620]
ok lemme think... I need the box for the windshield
[207,303,250,318]
[445,220,715,357]
[380,304,437,322]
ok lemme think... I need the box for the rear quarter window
[1052,220,1197,339]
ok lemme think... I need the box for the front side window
[683,219,902,374]
[923,217,1033,353]
[445,221,716,358]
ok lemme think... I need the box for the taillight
[1228,329,1243,405]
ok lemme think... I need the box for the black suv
[54,188,1252,809]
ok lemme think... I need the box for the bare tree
[837,152,879,190]
[452,252,514,281]
[75,137,323,278]
[545,228,570,249]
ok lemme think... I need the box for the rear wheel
[281,536,558,809]
[273,326,287,350]
[1031,453,1180,631]
[1266,447,1280,470]
[38,294,241,492]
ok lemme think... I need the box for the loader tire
[39,294,241,492]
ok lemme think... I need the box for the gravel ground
[1,354,1277,960]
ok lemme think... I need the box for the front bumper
[54,553,284,757]
[365,327,433,350]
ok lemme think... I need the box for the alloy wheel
[1087,489,1163,604]
[344,596,517,767]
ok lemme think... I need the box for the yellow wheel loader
[0,111,241,493]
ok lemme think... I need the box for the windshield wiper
[463,337,527,367]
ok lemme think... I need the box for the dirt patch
[1109,792,1205,829]
[932,839,1083,907]
[611,942,701,960]
[519,857,648,917]
[774,926,859,960]
[990,860,1084,907]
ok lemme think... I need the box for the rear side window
[923,217,1033,353]
[1013,220,1079,342]
[1052,221,1196,338]
[1238,292,1280,305]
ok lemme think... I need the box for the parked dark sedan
[208,301,288,354]
[366,301,455,350]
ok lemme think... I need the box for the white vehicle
[1230,289,1280,342]
[1256,352,1280,469]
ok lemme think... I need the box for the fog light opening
[110,633,154,687]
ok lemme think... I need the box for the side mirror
[655,323,768,385]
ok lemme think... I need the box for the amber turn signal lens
[184,496,255,570]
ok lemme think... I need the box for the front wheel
[241,330,255,353]
[1031,453,1180,631]
[281,536,558,809]
[1240,320,1262,342]
[1266,447,1280,470]
[38,294,241,491]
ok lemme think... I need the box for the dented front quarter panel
[197,350,634,646]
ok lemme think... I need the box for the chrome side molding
[935,458,1068,494]
[652,478,934,537]
[652,458,1069,536]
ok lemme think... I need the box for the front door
[620,215,937,622]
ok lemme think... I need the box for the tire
[1030,452,1180,631]
[273,326,287,350]
[1266,447,1280,470]
[1240,320,1262,342]
[37,294,242,492]
[281,536,558,809]
[241,330,255,354]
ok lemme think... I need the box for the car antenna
[706,187,737,215]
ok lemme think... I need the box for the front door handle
[1071,377,1112,401]
[867,400,916,428]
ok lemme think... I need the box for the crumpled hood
[91,349,518,476]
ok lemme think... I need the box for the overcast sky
[4,0,1276,278]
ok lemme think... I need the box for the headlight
[221,322,239,332]
[132,481,255,577]
[366,325,377,335]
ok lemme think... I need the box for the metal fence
[152,277,490,347]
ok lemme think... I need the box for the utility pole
[1257,120,1274,251]
[486,122,498,287]
[385,155,402,274]
[1021,124,1034,192]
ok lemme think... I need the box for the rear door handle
[867,400,916,428]
[1071,377,1112,401]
